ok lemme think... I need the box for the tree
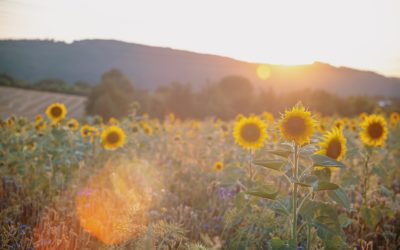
[86,69,135,120]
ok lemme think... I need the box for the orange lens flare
[75,163,151,245]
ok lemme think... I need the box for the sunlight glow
[75,162,152,244]
[0,0,399,76]
[256,64,272,80]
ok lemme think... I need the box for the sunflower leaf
[311,154,346,168]
[314,181,339,191]
[246,185,279,200]
[253,160,286,172]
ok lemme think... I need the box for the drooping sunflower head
[278,104,317,145]
[45,103,67,123]
[101,126,126,150]
[317,127,347,161]
[67,118,79,131]
[359,114,388,147]
[213,161,224,172]
[233,115,268,150]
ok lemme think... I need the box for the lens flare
[75,162,152,245]
[256,64,271,80]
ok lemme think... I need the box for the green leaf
[298,175,318,187]
[265,145,293,158]
[269,237,285,250]
[311,154,346,168]
[312,202,343,240]
[380,185,394,197]
[253,160,286,172]
[327,188,350,209]
[314,181,339,191]
[338,213,352,228]
[246,185,279,200]
[360,206,382,229]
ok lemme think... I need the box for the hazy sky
[1,0,400,77]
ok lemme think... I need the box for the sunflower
[35,121,47,131]
[262,112,275,124]
[45,103,67,124]
[108,117,119,125]
[233,115,268,150]
[359,112,368,121]
[67,118,79,131]
[317,127,347,162]
[278,104,316,145]
[359,114,388,147]
[390,112,399,127]
[101,126,126,150]
[141,123,153,136]
[333,119,345,130]
[213,161,224,172]
[35,115,43,124]
[80,124,98,138]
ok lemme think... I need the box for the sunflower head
[80,124,98,138]
[333,119,345,130]
[262,112,275,123]
[108,117,119,125]
[101,126,126,150]
[35,115,43,124]
[45,103,67,124]
[278,104,316,145]
[141,123,153,136]
[390,112,399,127]
[233,115,268,150]
[359,114,388,147]
[213,161,224,172]
[317,127,347,161]
[67,118,79,131]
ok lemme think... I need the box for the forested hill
[1,39,400,97]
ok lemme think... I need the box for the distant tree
[86,69,135,120]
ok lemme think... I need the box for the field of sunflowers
[1,102,399,249]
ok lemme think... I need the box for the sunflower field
[1,102,400,250]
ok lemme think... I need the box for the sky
[1,0,400,77]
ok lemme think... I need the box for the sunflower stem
[362,153,370,207]
[292,143,299,246]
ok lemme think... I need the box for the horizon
[1,0,399,77]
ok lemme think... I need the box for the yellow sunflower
[333,119,345,130]
[213,161,224,172]
[45,103,67,124]
[233,115,268,150]
[67,118,79,131]
[317,127,347,161]
[262,112,275,124]
[141,123,153,136]
[101,126,126,150]
[35,115,43,124]
[359,112,368,121]
[108,117,119,125]
[278,104,316,145]
[80,124,98,138]
[390,112,399,127]
[359,114,388,147]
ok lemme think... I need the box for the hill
[0,39,400,96]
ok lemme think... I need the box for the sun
[256,64,271,80]
[233,115,268,150]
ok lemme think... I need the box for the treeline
[86,69,400,120]
[0,73,92,96]
[2,70,399,120]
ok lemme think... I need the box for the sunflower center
[106,132,120,144]
[50,106,62,117]
[367,122,383,139]
[240,123,261,142]
[326,138,342,159]
[284,116,306,136]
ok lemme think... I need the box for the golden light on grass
[256,64,271,80]
[75,163,152,245]
[359,114,388,147]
